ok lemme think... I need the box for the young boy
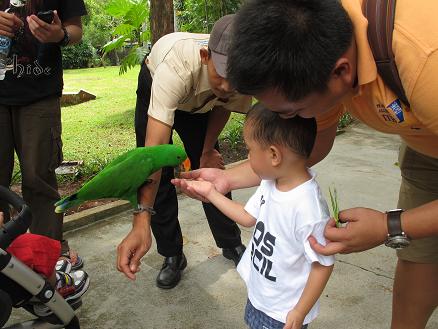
[175,104,334,329]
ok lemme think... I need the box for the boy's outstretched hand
[283,308,305,329]
[174,179,216,201]
[172,168,231,202]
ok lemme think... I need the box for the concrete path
[7,122,438,328]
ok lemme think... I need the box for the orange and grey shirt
[145,32,252,126]
[319,0,438,158]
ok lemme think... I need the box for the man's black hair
[228,0,353,101]
[245,103,317,158]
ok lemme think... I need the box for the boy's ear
[270,146,282,166]
[200,48,209,65]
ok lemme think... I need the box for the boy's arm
[284,263,334,329]
[208,189,256,227]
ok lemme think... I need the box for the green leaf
[105,0,133,18]
[102,35,127,54]
[113,23,135,37]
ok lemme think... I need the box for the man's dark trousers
[135,61,242,257]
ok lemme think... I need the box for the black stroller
[0,186,82,329]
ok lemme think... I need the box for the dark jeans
[135,60,242,257]
[245,299,309,329]
[0,97,64,242]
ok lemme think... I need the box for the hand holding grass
[309,207,389,255]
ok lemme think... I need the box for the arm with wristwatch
[26,10,82,47]
[308,200,438,255]
[116,116,172,280]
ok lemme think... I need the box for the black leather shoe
[222,244,246,267]
[156,253,187,289]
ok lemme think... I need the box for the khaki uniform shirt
[319,0,438,158]
[146,32,252,126]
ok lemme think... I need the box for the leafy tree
[62,0,115,69]
[98,0,242,74]
[175,0,242,33]
[101,0,150,74]
[82,0,118,50]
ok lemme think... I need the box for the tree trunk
[150,0,174,46]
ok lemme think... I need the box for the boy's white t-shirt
[237,171,335,324]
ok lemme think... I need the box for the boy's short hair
[228,0,353,101]
[245,103,317,158]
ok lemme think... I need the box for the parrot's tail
[54,194,80,213]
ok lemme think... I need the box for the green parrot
[54,145,187,213]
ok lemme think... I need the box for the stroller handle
[0,186,32,250]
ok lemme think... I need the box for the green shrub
[62,41,95,69]
[220,114,245,146]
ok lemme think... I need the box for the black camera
[37,10,54,24]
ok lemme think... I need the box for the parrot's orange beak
[174,158,191,178]
[181,158,191,172]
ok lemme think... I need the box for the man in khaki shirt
[174,0,438,327]
[117,15,251,289]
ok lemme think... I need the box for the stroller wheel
[0,289,12,328]
[23,298,82,326]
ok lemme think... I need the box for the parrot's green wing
[55,145,187,213]
[55,155,154,213]
[78,155,154,205]
[102,148,141,171]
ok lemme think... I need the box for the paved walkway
[7,122,438,328]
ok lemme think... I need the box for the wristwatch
[384,209,410,249]
[58,25,70,47]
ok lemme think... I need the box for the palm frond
[126,0,149,27]
[119,47,144,75]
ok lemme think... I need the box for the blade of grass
[329,186,341,228]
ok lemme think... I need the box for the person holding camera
[0,0,87,269]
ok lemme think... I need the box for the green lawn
[62,66,139,173]
[60,66,245,180]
